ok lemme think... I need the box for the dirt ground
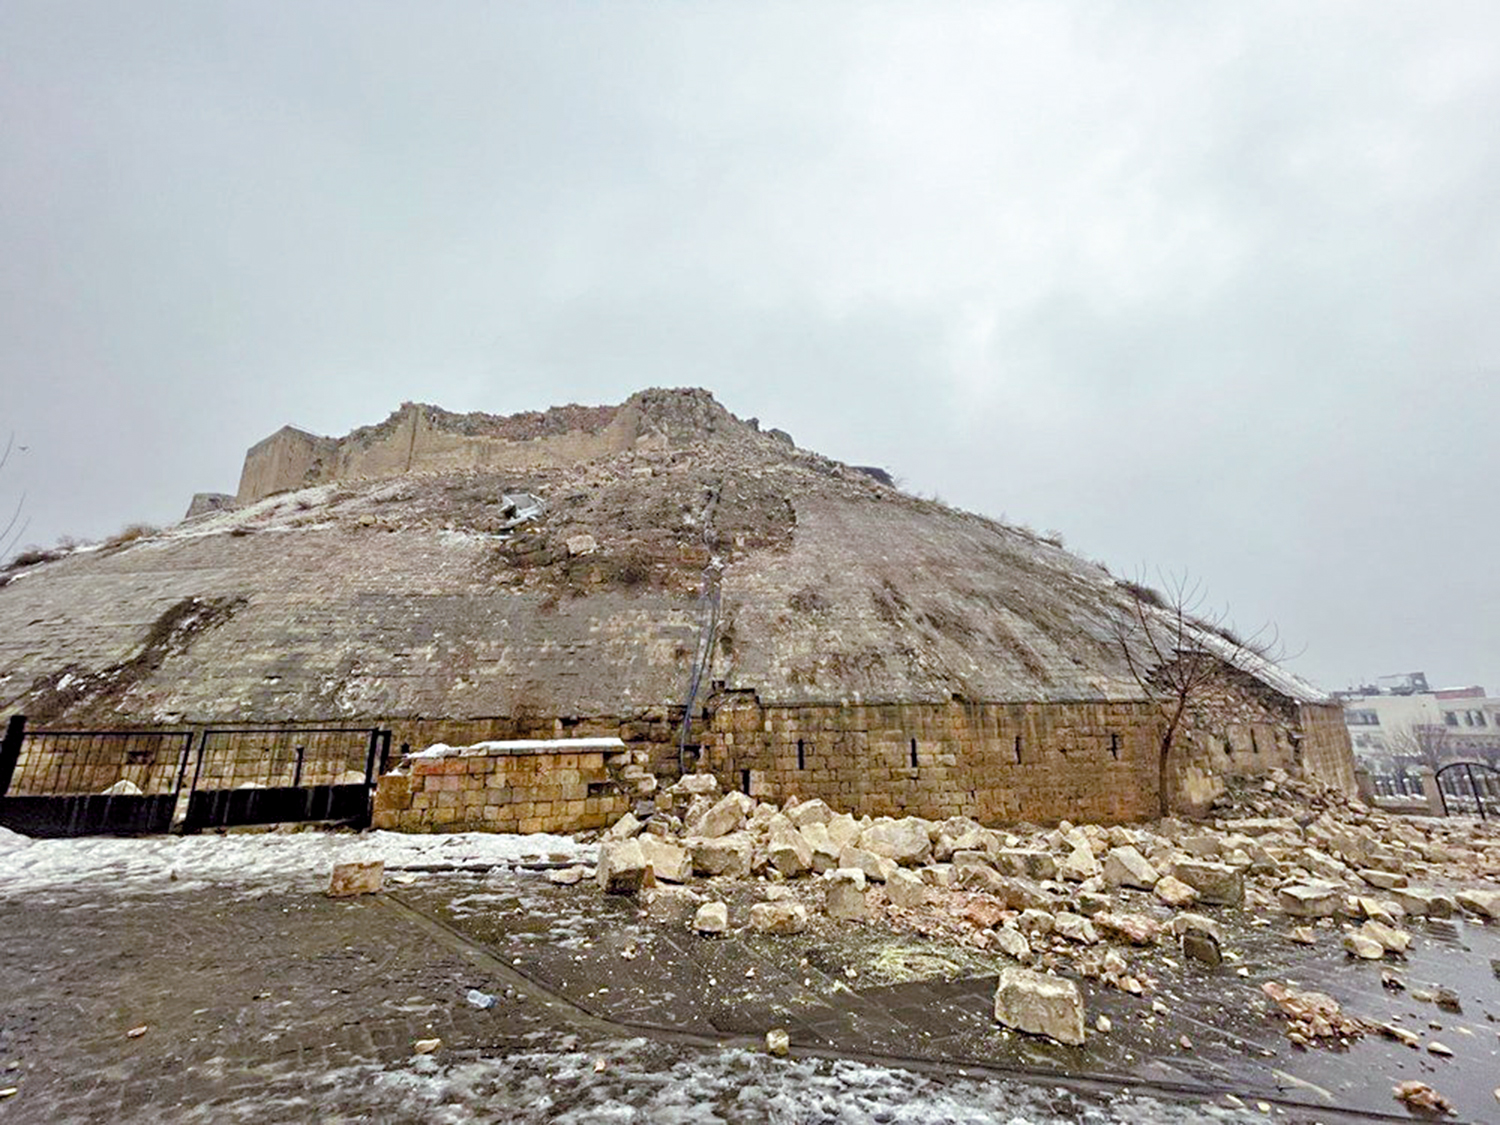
[2,850,1494,1124]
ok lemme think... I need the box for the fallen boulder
[749,901,808,934]
[768,827,813,878]
[328,861,384,898]
[693,900,729,935]
[885,868,932,909]
[1153,874,1199,907]
[1457,888,1500,920]
[637,836,692,884]
[826,868,869,921]
[597,839,651,894]
[694,794,749,839]
[1101,846,1159,890]
[1170,860,1243,906]
[993,966,1086,1046]
[1278,882,1342,918]
[858,818,933,866]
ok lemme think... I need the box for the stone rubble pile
[569,767,1499,1048]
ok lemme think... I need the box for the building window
[1444,711,1459,727]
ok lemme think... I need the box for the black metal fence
[182,726,389,832]
[0,716,391,838]
[1433,761,1500,820]
[0,719,193,837]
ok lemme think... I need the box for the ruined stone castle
[0,389,1354,830]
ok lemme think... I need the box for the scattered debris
[1392,1080,1452,1114]
[328,860,384,897]
[1261,981,1366,1048]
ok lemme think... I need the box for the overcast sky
[3,1,1497,696]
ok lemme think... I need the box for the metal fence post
[364,728,381,786]
[0,714,26,798]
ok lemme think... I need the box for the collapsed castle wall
[232,391,754,505]
[371,739,657,835]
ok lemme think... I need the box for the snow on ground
[0,827,595,900]
[187,1040,1259,1125]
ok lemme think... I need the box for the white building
[1337,672,1500,766]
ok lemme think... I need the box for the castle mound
[0,388,1354,822]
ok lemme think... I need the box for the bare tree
[1386,721,1450,774]
[0,433,28,562]
[1113,571,1283,816]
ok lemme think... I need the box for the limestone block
[1181,929,1222,966]
[597,839,651,894]
[749,901,808,934]
[1102,846,1159,891]
[1153,875,1199,907]
[992,925,1031,960]
[993,967,1085,1046]
[798,823,841,874]
[1457,889,1500,920]
[1278,883,1343,918]
[1179,835,1223,858]
[826,814,862,848]
[785,798,833,828]
[644,885,704,925]
[995,849,1058,881]
[688,832,753,877]
[1053,912,1099,944]
[1170,860,1244,906]
[694,794,748,839]
[328,861,383,897]
[1091,912,1160,945]
[601,810,643,842]
[826,868,869,921]
[1359,919,1411,954]
[675,773,721,798]
[1389,887,1456,918]
[885,868,931,909]
[763,827,810,877]
[693,901,729,935]
[638,836,692,883]
[857,817,933,866]
[1170,912,1224,944]
[836,845,887,883]
[1059,845,1101,883]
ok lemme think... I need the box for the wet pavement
[399,869,1500,1122]
[1,845,1496,1123]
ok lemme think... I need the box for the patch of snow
[289,1041,1261,1125]
[0,829,596,901]
[411,738,625,758]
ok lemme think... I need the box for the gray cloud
[2,0,1497,693]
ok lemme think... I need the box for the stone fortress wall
[236,399,692,505]
[3,388,1358,834]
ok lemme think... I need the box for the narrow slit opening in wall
[1014,735,1022,765]
[1250,729,1259,754]
[910,738,918,768]
[740,768,751,795]
[797,739,805,770]
[1109,732,1119,760]
[1224,738,1233,759]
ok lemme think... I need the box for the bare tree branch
[1112,568,1286,815]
